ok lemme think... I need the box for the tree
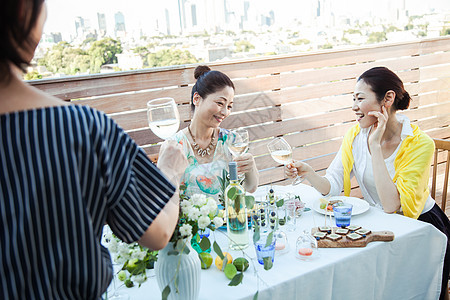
[24,70,42,80]
[147,48,199,68]
[234,40,255,52]
[38,41,90,75]
[441,28,450,36]
[367,32,387,44]
[290,38,310,46]
[88,38,122,73]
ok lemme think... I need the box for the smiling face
[193,86,234,127]
[352,79,384,128]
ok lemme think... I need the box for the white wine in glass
[147,98,180,140]
[229,129,249,157]
[267,137,304,185]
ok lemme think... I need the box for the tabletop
[108,184,447,300]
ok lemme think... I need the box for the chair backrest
[431,139,450,213]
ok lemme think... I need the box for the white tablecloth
[110,184,447,300]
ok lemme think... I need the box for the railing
[30,36,450,202]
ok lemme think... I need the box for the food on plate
[319,197,343,211]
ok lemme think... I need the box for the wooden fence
[30,36,450,213]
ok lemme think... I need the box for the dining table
[107,184,447,300]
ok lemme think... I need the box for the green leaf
[245,195,255,209]
[227,187,237,200]
[265,231,274,248]
[263,257,273,270]
[213,241,224,259]
[182,245,190,255]
[276,198,284,207]
[167,250,179,256]
[162,285,171,300]
[253,225,260,244]
[228,272,243,286]
[199,237,211,252]
[253,291,259,300]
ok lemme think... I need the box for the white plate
[312,196,370,216]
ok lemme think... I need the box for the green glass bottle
[225,161,249,250]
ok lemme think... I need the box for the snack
[347,233,363,240]
[326,233,342,241]
[346,225,361,231]
[319,226,331,232]
[313,232,327,239]
[335,228,349,235]
[355,229,371,235]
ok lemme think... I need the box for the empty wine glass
[147,97,180,140]
[267,137,304,185]
[229,129,249,181]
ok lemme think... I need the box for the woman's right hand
[157,140,188,186]
[285,160,313,179]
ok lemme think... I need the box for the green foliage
[386,25,400,32]
[319,43,333,49]
[88,37,123,73]
[147,48,199,68]
[344,28,362,35]
[441,28,450,36]
[404,23,414,30]
[39,38,122,75]
[290,38,310,45]
[39,41,90,75]
[367,32,387,44]
[234,40,255,52]
[24,70,42,80]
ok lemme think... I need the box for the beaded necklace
[188,125,216,157]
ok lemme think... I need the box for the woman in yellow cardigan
[286,66,449,300]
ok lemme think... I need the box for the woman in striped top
[0,1,189,299]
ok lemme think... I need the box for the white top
[325,114,435,214]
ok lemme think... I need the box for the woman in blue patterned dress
[171,65,259,201]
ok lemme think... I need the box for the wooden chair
[431,139,450,212]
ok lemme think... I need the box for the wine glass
[147,97,180,140]
[267,137,304,185]
[229,129,249,157]
[229,129,249,181]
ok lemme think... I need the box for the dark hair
[0,0,45,82]
[190,65,235,111]
[357,66,411,110]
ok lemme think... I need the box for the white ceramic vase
[155,238,201,300]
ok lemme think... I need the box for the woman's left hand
[234,153,256,174]
[368,105,388,148]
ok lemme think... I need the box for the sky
[43,0,450,38]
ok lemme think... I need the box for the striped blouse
[0,105,175,299]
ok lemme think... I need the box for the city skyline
[44,0,450,41]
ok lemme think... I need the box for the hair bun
[397,90,411,110]
[194,65,211,79]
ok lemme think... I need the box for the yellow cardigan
[341,123,434,219]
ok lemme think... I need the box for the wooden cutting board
[311,227,394,248]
